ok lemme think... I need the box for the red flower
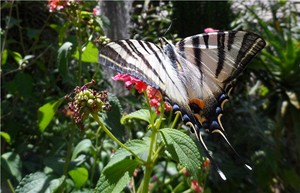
[113,73,147,93]
[48,0,68,12]
[191,180,203,193]
[204,28,219,33]
[93,5,101,16]
[113,73,171,113]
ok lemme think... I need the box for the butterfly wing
[173,31,266,131]
[99,39,189,109]
[99,32,266,180]
[171,31,265,177]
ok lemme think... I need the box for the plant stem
[171,112,181,128]
[139,129,157,193]
[91,113,145,164]
[75,9,83,84]
[7,179,15,193]
[63,125,76,175]
[90,125,103,186]
[138,108,162,193]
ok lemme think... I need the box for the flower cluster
[113,73,171,114]
[93,5,101,16]
[48,0,81,12]
[191,180,203,193]
[65,80,111,130]
[202,158,211,171]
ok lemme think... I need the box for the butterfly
[99,31,266,180]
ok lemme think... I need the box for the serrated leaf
[69,167,89,189]
[121,109,151,124]
[72,139,95,160]
[95,158,139,193]
[95,139,149,192]
[37,99,63,132]
[107,138,150,168]
[160,128,202,181]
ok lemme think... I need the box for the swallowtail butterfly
[99,31,266,180]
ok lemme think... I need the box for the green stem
[7,179,15,193]
[91,113,145,164]
[171,112,181,129]
[139,128,158,193]
[138,105,163,193]
[90,125,103,186]
[63,126,76,175]
[75,9,82,84]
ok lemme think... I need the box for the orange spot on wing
[190,99,206,109]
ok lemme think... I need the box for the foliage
[1,1,208,193]
[2,0,299,193]
[206,1,300,192]
[130,1,176,43]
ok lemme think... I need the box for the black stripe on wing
[216,32,226,78]
[124,40,164,84]
[99,42,159,89]
[227,31,237,51]
[224,32,266,83]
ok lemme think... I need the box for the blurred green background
[1,1,300,192]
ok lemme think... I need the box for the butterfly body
[99,31,266,179]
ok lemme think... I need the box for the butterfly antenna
[186,122,227,180]
[212,129,252,171]
[163,22,173,37]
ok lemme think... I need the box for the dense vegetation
[1,1,299,193]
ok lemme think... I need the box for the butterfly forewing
[99,39,188,107]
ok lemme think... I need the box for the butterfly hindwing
[173,31,266,128]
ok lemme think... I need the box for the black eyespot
[189,103,201,113]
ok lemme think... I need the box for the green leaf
[69,167,89,189]
[15,172,65,193]
[1,152,22,182]
[57,42,73,79]
[95,158,139,193]
[1,131,11,144]
[107,139,150,168]
[74,41,98,63]
[95,139,149,192]
[160,128,202,181]
[37,99,63,132]
[102,93,125,141]
[121,109,151,124]
[71,139,95,160]
[10,51,22,65]
[1,49,8,65]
